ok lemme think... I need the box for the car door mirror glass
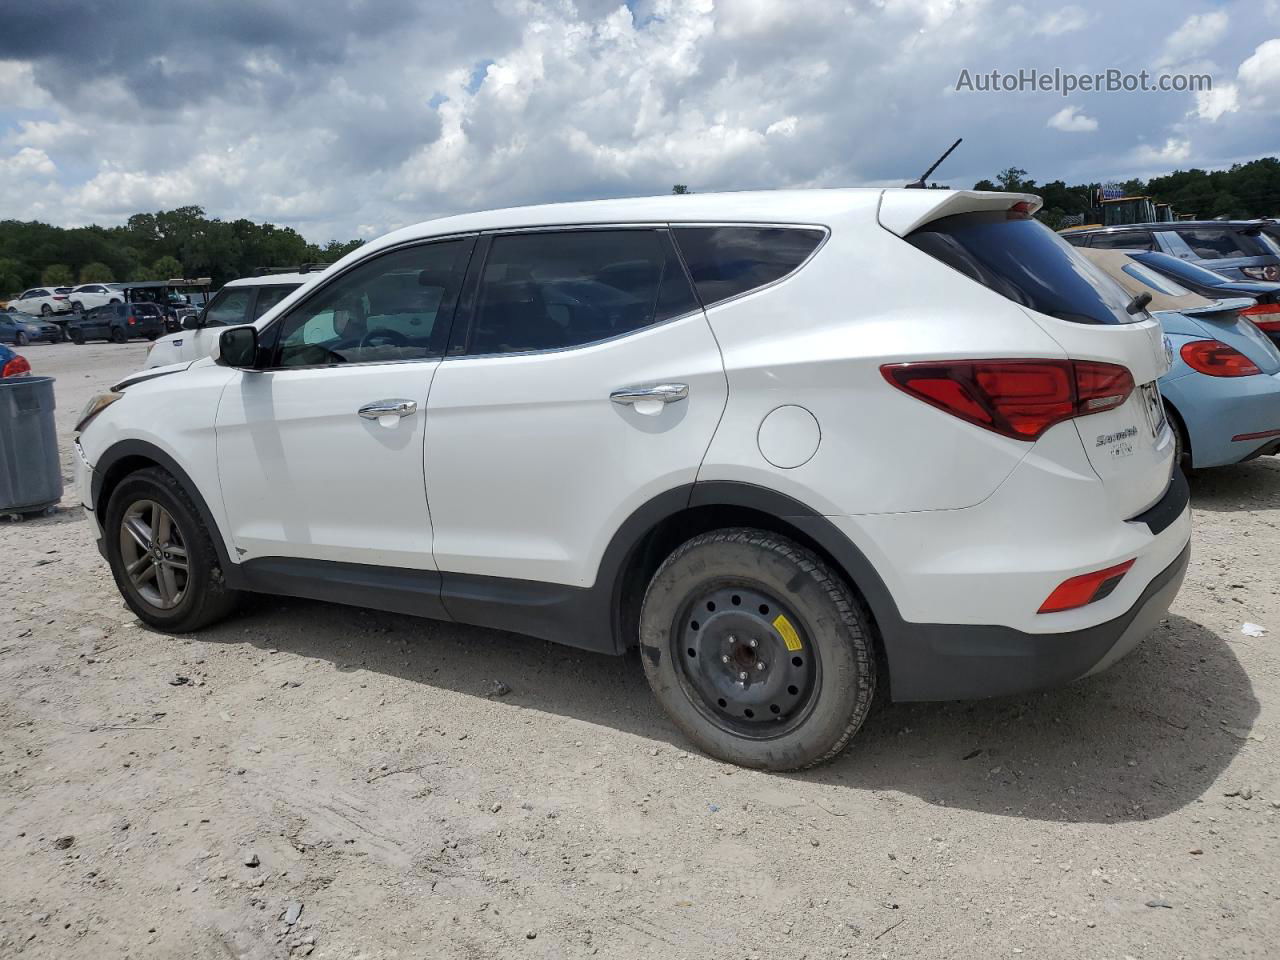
[181,315,199,330]
[216,326,259,368]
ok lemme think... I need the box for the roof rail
[253,262,333,277]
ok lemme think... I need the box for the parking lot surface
[2,342,1277,959]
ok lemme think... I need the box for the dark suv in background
[68,302,165,343]
[1063,220,1280,282]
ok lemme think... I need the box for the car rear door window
[464,229,698,356]
[673,226,825,307]
[907,211,1140,325]
[1089,230,1154,251]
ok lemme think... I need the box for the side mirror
[215,326,259,368]
[181,315,199,330]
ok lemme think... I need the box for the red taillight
[2,355,31,378]
[52,295,67,300]
[128,314,137,325]
[1008,201,1035,220]
[1240,302,1280,334]
[880,359,1135,441]
[1180,340,1260,377]
[1038,559,1136,614]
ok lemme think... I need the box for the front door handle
[610,383,689,406]
[358,399,417,420]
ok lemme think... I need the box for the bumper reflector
[1038,559,1136,614]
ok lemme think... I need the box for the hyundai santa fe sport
[73,189,1192,771]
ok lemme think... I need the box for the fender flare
[596,480,907,662]
[90,439,237,577]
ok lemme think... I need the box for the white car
[73,189,1190,770]
[68,283,125,312]
[12,286,74,316]
[144,271,319,368]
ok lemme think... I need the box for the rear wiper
[1126,292,1153,315]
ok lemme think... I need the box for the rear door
[425,227,727,589]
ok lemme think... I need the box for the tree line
[0,206,364,296]
[973,156,1280,228]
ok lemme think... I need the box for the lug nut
[748,638,758,649]
[721,654,730,663]
[755,662,765,671]
[728,635,737,645]
[738,671,748,681]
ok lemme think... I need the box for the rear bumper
[884,539,1189,700]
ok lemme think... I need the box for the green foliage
[79,261,115,283]
[0,207,363,292]
[974,157,1280,224]
[671,184,690,194]
[41,263,75,286]
[150,255,185,280]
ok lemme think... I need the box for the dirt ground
[1,341,1277,960]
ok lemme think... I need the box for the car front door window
[271,238,472,367]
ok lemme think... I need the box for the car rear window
[674,226,825,307]
[1176,228,1271,260]
[907,211,1141,325]
[132,303,161,316]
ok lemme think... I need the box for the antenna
[905,138,963,189]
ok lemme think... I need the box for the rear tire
[1166,402,1193,475]
[639,527,877,771]
[41,304,52,316]
[104,467,240,633]
[111,327,127,344]
[71,330,85,345]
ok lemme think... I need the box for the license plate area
[1139,382,1167,439]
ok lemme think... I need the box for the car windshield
[908,211,1141,324]
[1175,227,1273,260]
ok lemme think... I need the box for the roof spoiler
[878,189,1043,237]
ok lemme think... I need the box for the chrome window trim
[256,232,479,372]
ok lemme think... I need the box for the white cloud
[1157,11,1229,68]
[1192,83,1239,121]
[1046,105,1098,132]
[1132,137,1192,166]
[0,147,57,177]
[1033,6,1090,35]
[1236,37,1280,110]
[0,61,50,109]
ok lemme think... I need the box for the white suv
[73,189,1191,770]
[144,270,321,368]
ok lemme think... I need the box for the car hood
[112,360,197,391]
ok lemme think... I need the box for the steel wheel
[674,584,821,739]
[118,499,189,610]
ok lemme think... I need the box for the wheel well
[1163,399,1191,459]
[613,504,888,682]
[95,454,159,517]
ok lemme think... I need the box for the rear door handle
[610,383,689,406]
[358,399,417,420]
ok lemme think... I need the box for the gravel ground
[1,342,1277,959]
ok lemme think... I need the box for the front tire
[104,467,240,633]
[41,304,52,316]
[14,331,27,346]
[71,330,85,345]
[639,528,876,771]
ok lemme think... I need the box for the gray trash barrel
[0,376,63,514]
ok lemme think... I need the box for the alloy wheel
[118,499,189,610]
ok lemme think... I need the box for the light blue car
[1083,248,1280,469]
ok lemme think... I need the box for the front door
[425,227,728,589]
[214,236,475,571]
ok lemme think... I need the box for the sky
[1,0,1278,244]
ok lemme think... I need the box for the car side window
[252,285,297,319]
[674,226,826,307]
[1090,231,1154,251]
[1177,229,1252,260]
[272,238,472,368]
[203,289,254,328]
[463,229,697,356]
